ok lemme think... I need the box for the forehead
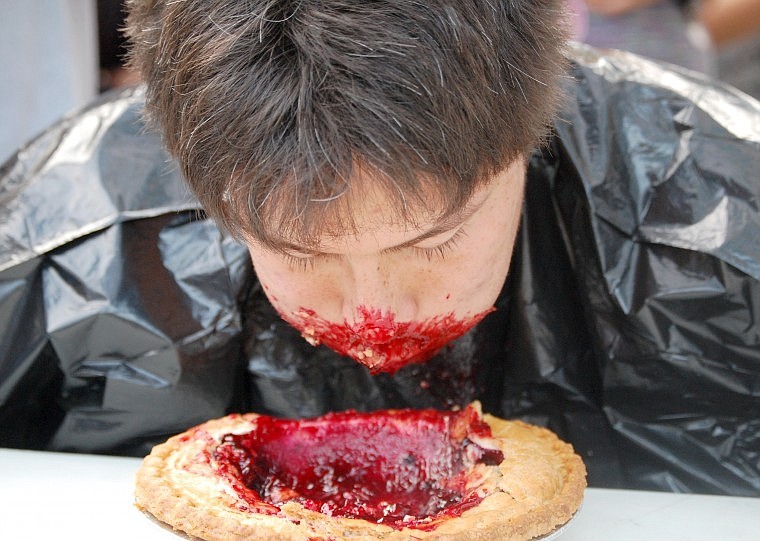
[256,173,488,254]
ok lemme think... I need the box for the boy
[0,0,758,496]
[125,0,569,374]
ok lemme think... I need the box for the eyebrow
[265,197,485,256]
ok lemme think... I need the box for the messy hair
[126,0,569,247]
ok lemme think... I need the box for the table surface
[2,448,758,540]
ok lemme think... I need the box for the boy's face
[246,159,526,374]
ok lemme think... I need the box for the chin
[329,336,446,375]
[282,305,496,375]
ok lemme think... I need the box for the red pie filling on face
[281,305,496,374]
[211,405,504,528]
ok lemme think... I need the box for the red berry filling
[212,405,503,528]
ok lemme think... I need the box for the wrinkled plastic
[1,44,758,496]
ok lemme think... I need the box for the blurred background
[1,0,138,164]
[1,0,759,165]
[568,0,760,98]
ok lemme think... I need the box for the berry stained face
[282,305,495,374]
[247,160,526,371]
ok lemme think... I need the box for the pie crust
[135,403,586,540]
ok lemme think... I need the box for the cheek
[442,237,514,306]
[250,256,324,312]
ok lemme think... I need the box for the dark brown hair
[126,0,569,247]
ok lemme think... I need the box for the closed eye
[281,227,468,271]
[283,253,314,272]
[410,228,467,261]
[282,252,341,272]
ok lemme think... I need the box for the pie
[134,402,586,540]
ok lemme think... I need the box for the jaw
[281,305,495,374]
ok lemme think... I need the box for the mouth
[282,305,494,374]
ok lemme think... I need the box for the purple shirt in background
[568,0,714,74]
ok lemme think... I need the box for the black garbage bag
[1,44,758,496]
[0,94,252,455]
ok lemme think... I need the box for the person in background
[97,0,140,92]
[699,0,760,99]
[568,0,715,73]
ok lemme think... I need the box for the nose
[340,255,418,323]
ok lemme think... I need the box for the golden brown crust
[135,406,586,540]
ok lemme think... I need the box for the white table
[1,448,758,540]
